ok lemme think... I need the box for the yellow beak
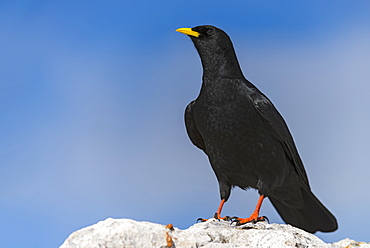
[176,28,200,37]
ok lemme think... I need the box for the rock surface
[60,218,369,248]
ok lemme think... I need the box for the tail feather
[269,187,337,233]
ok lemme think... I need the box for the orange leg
[214,199,228,219]
[231,195,268,225]
[197,199,230,222]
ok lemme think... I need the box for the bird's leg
[231,195,268,225]
[197,199,230,222]
[214,198,230,220]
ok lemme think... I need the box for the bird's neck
[200,50,244,80]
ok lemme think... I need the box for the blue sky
[1,1,370,247]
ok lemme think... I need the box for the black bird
[176,25,337,233]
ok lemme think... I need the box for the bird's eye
[206,28,215,36]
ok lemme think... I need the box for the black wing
[185,100,206,152]
[249,88,310,188]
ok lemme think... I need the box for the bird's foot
[230,212,269,226]
[196,213,231,223]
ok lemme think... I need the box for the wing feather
[249,89,310,187]
[185,101,206,152]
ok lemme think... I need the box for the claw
[261,216,269,223]
[230,217,240,225]
[230,216,239,222]
[196,218,207,223]
[213,213,230,221]
[197,214,231,223]
[235,221,243,226]
[223,216,231,221]
[230,215,269,226]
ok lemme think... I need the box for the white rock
[59,218,369,248]
[331,238,370,248]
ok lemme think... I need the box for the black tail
[269,187,338,233]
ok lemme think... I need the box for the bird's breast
[195,92,259,139]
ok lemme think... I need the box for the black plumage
[176,25,337,233]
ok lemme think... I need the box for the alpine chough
[176,25,337,233]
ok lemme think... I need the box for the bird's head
[176,25,243,78]
[176,25,231,55]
